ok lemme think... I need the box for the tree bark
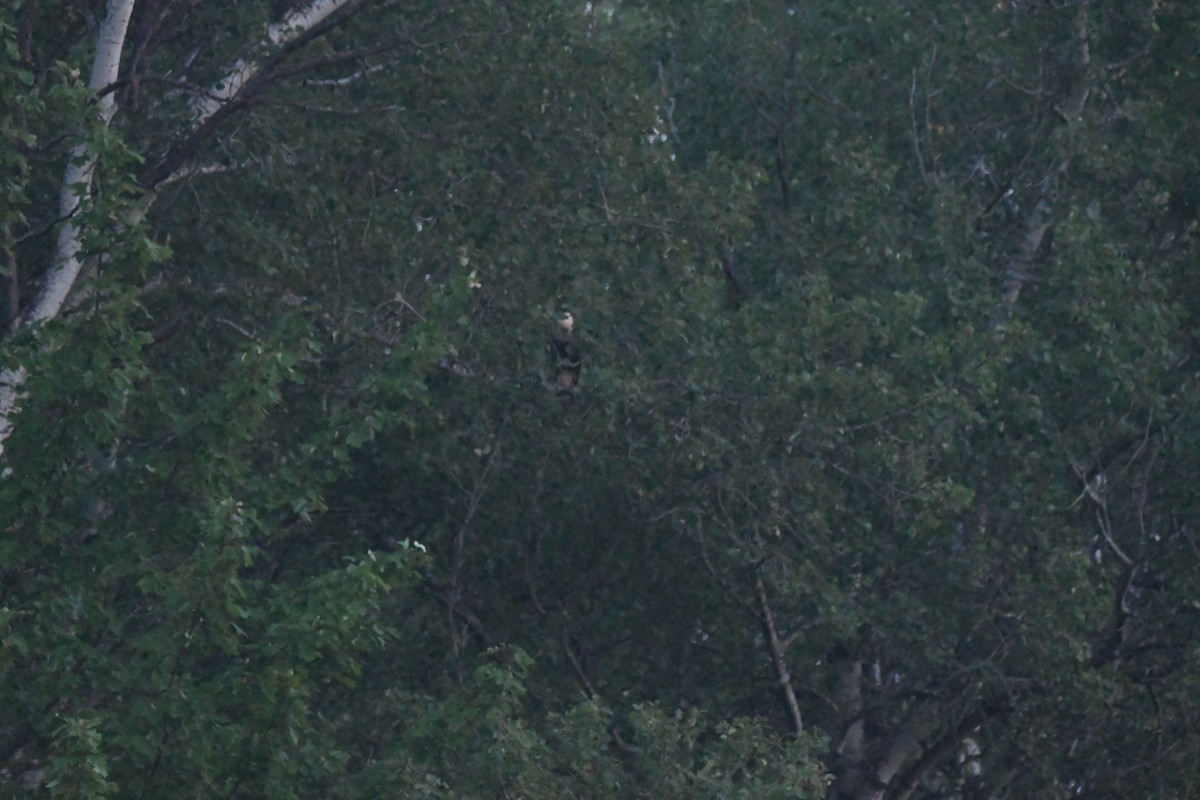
[831,657,866,799]
[0,0,136,458]
[0,0,373,459]
[190,0,366,123]
[27,0,137,326]
[755,576,803,735]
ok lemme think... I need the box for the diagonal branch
[188,0,370,123]
[997,4,1090,319]
[889,703,998,800]
[142,0,370,190]
[860,696,953,800]
[755,575,804,735]
[998,168,1057,315]
[143,0,448,193]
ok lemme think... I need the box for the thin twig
[909,70,928,184]
[302,63,385,87]
[258,99,403,115]
[216,317,257,340]
[563,633,598,699]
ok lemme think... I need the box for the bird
[551,311,581,396]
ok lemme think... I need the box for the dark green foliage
[3,1,1200,798]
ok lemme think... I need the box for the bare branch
[999,181,1053,314]
[189,0,370,123]
[215,317,258,341]
[143,0,449,192]
[422,574,498,648]
[563,633,599,699]
[756,575,803,736]
[154,160,245,188]
[259,99,403,115]
[909,69,928,184]
[301,63,385,87]
[142,0,367,190]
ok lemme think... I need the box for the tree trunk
[0,0,367,459]
[0,0,136,459]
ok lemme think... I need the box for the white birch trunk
[28,0,137,325]
[0,0,137,459]
[0,0,367,460]
[0,366,24,463]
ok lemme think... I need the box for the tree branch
[890,705,995,800]
[144,0,448,192]
[142,0,371,190]
[861,697,952,800]
[998,177,1054,315]
[188,0,371,123]
[755,575,804,735]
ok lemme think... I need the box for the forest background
[2,1,1199,798]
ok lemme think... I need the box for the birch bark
[191,0,364,124]
[0,0,368,459]
[28,0,136,326]
[0,0,137,458]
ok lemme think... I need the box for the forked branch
[755,575,803,735]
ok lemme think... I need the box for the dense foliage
[2,1,1198,798]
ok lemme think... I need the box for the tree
[3,1,1199,798]
[2,1,825,795]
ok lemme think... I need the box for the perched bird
[552,311,581,395]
